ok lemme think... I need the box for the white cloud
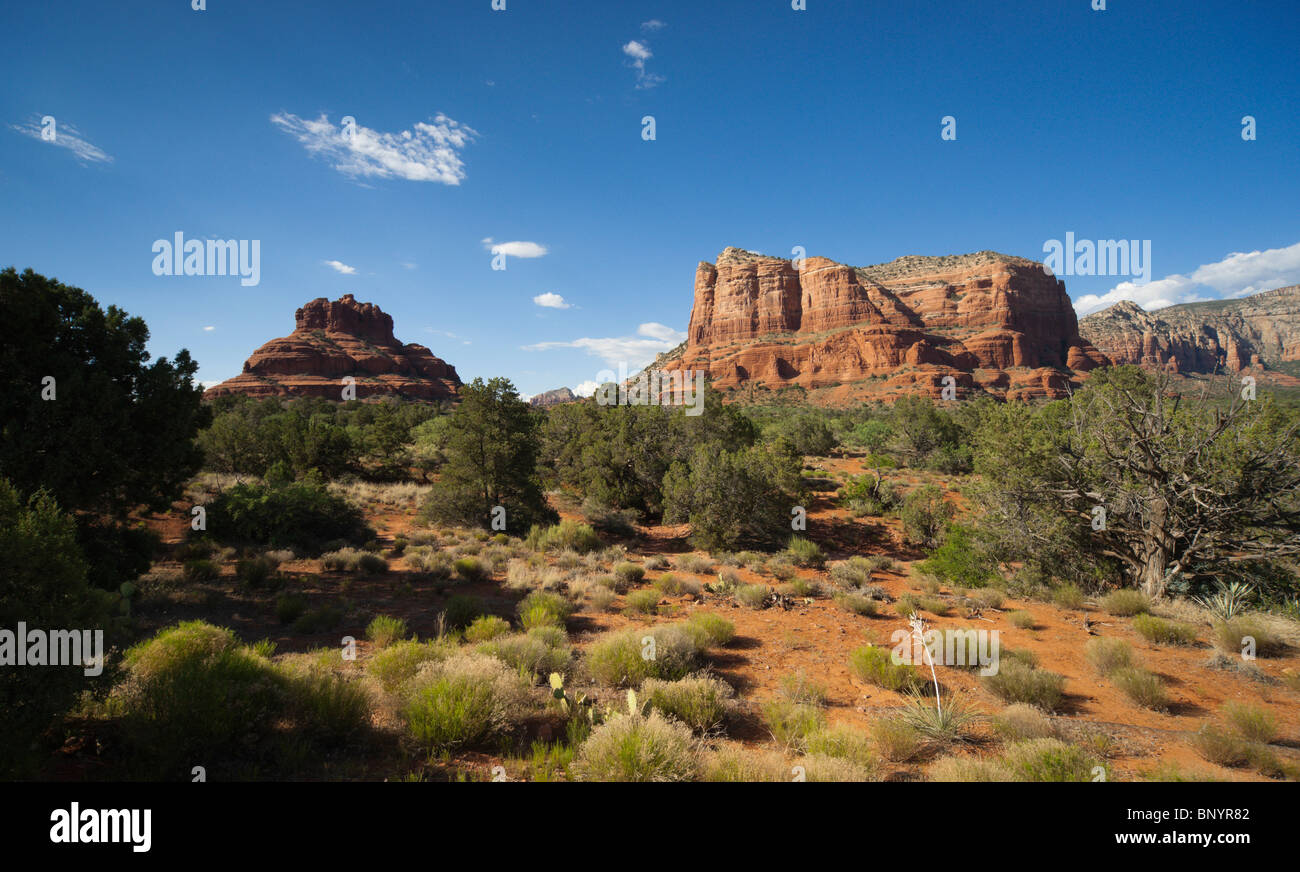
[573,380,601,397]
[1074,240,1300,316]
[482,237,548,258]
[271,112,477,184]
[533,292,571,309]
[522,322,686,368]
[323,259,357,274]
[622,40,665,89]
[641,19,666,32]
[10,116,113,164]
[203,325,215,332]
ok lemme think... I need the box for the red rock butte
[204,294,461,402]
[656,247,1110,402]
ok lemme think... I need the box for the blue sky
[2,0,1297,397]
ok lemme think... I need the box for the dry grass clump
[1132,613,1198,645]
[1101,589,1150,616]
[848,645,924,695]
[1111,666,1169,711]
[993,703,1057,741]
[1213,617,1285,657]
[585,624,704,686]
[321,547,387,575]
[1085,637,1134,675]
[701,746,789,782]
[573,712,699,782]
[982,658,1065,711]
[641,674,734,732]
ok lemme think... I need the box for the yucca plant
[1195,581,1254,622]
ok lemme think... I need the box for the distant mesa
[204,294,461,402]
[1078,285,1300,375]
[528,387,577,408]
[657,247,1110,402]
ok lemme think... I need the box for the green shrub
[899,484,955,548]
[982,659,1065,711]
[833,592,878,616]
[183,558,219,581]
[452,556,484,581]
[526,520,602,554]
[622,589,659,617]
[613,561,646,585]
[368,639,454,692]
[321,547,387,574]
[585,624,703,686]
[1222,702,1278,744]
[1085,637,1134,676]
[205,478,371,553]
[464,614,512,643]
[735,583,770,608]
[848,645,923,694]
[1101,589,1150,617]
[652,572,682,595]
[1191,724,1250,767]
[1008,610,1036,629]
[365,615,408,648]
[477,628,571,677]
[642,674,734,732]
[684,612,735,647]
[993,703,1057,741]
[573,712,699,782]
[401,653,533,752]
[1051,583,1085,609]
[893,691,981,744]
[235,555,278,588]
[830,557,874,588]
[275,593,307,625]
[872,717,925,762]
[974,588,1005,609]
[1111,666,1168,710]
[762,699,825,750]
[929,755,1013,781]
[778,671,829,706]
[1001,738,1105,782]
[442,594,484,630]
[293,604,345,634]
[517,590,574,629]
[806,725,877,768]
[1132,613,1197,645]
[916,525,996,587]
[785,535,825,569]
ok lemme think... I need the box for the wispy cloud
[1074,240,1300,315]
[523,323,686,368]
[271,112,477,184]
[323,259,357,274]
[622,40,665,89]
[533,292,571,309]
[482,237,548,258]
[640,19,666,32]
[203,326,215,332]
[10,116,113,164]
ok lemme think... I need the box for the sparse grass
[762,699,825,751]
[1191,724,1251,767]
[871,717,925,762]
[929,755,1013,781]
[778,670,829,707]
[1085,637,1134,676]
[1222,701,1279,744]
[702,746,789,782]
[365,615,408,648]
[685,612,735,647]
[735,583,770,608]
[641,674,734,732]
[1132,613,1198,646]
[1111,666,1169,711]
[590,586,617,612]
[1101,589,1150,617]
[833,592,878,616]
[1001,738,1106,782]
[993,703,1056,741]
[1008,610,1036,629]
[623,589,660,617]
[1213,617,1284,657]
[982,659,1065,711]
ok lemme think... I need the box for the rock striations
[1077,286,1300,374]
[660,247,1109,401]
[204,294,461,401]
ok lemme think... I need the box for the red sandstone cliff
[204,294,461,401]
[664,248,1108,402]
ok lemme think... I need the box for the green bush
[1050,583,1085,609]
[1131,613,1197,645]
[916,525,996,587]
[735,583,770,608]
[982,659,1065,711]
[614,561,646,585]
[641,674,733,732]
[1222,701,1278,744]
[993,703,1056,741]
[401,653,533,752]
[452,556,484,581]
[1111,666,1169,710]
[517,590,573,629]
[367,638,454,692]
[526,520,602,554]
[684,612,735,647]
[235,555,278,588]
[463,614,512,643]
[322,548,387,575]
[275,593,307,625]
[477,629,571,677]
[573,712,699,782]
[442,594,484,630]
[1001,738,1106,782]
[623,589,660,617]
[1085,637,1134,675]
[762,699,825,750]
[848,645,923,694]
[365,615,408,648]
[1101,589,1150,617]
[785,536,825,569]
[183,557,220,581]
[205,478,371,554]
[586,625,703,686]
[899,484,955,548]
[834,592,878,616]
[1213,617,1284,657]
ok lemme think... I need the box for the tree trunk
[1140,548,1168,599]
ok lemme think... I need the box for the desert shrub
[805,725,876,768]
[235,555,278,588]
[205,478,370,554]
[781,577,818,597]
[464,614,512,643]
[974,588,1005,609]
[1191,724,1250,767]
[581,496,639,534]
[702,747,789,782]
[613,561,646,585]
[993,703,1056,741]
[802,754,878,782]
[1111,666,1168,710]
[872,717,925,762]
[684,612,735,647]
[404,546,453,579]
[735,583,770,608]
[899,484,955,548]
[834,592,878,616]
[1132,613,1197,645]
[838,473,901,516]
[778,671,829,707]
[982,659,1065,711]
[590,587,617,612]
[367,639,455,692]
[322,548,387,575]
[293,604,345,634]
[401,653,533,752]
[641,674,734,732]
[623,589,660,617]
[275,593,307,625]
[1001,738,1105,782]
[917,525,996,587]
[1051,583,1085,609]
[517,590,574,630]
[1008,610,1036,629]
[917,596,950,616]
[1222,702,1278,744]
[452,556,484,581]
[586,625,702,686]
[762,699,825,750]
[785,535,825,569]
[526,519,602,554]
[477,629,571,677]
[849,645,923,694]
[830,557,874,588]
[183,558,219,581]
[770,561,797,581]
[573,712,699,782]
[676,553,713,574]
[652,573,682,595]
[442,594,483,630]
[894,691,981,744]
[1085,637,1134,676]
[1213,617,1284,657]
[644,555,669,570]
[365,615,408,648]
[1101,589,1150,617]
[895,593,919,616]
[929,756,1013,782]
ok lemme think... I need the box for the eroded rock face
[528,387,576,408]
[204,294,461,401]
[667,248,1109,401]
[1078,286,1300,373]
